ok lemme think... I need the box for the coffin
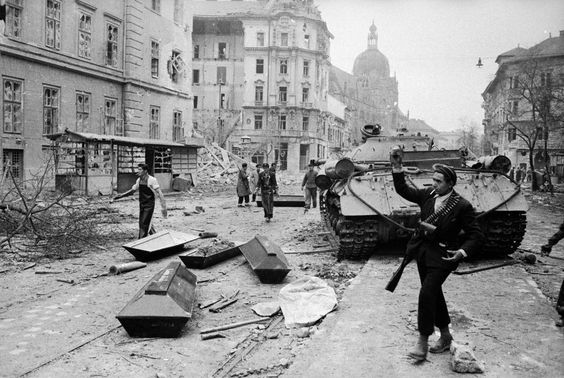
[179,244,242,269]
[116,262,197,338]
[122,230,200,261]
[256,194,305,207]
[239,235,291,284]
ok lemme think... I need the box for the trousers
[416,260,452,336]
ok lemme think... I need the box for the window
[257,32,265,47]
[2,149,23,181]
[173,0,183,24]
[217,66,226,84]
[302,115,309,131]
[255,86,263,102]
[104,98,118,135]
[45,0,61,50]
[3,78,23,134]
[256,59,264,74]
[280,32,288,47]
[169,50,185,82]
[304,34,310,49]
[218,42,227,59]
[78,12,92,59]
[192,69,200,85]
[106,23,119,67]
[193,96,198,109]
[508,127,517,141]
[151,0,161,13]
[4,0,23,38]
[303,60,310,77]
[151,40,160,78]
[254,114,263,130]
[512,100,519,116]
[279,86,287,103]
[43,86,59,135]
[173,111,183,142]
[280,59,288,74]
[76,92,90,131]
[279,114,286,130]
[541,72,552,87]
[149,106,160,139]
[193,45,200,59]
[220,93,226,109]
[302,87,309,103]
[510,75,519,89]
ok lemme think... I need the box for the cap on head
[242,163,247,168]
[262,163,270,168]
[432,164,457,185]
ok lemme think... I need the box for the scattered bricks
[450,342,485,374]
[266,331,279,339]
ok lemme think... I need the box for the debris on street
[200,317,271,335]
[239,235,291,283]
[450,342,485,374]
[109,261,147,275]
[122,230,200,261]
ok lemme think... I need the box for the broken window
[304,34,310,49]
[106,23,119,67]
[3,0,23,39]
[173,110,183,142]
[3,78,23,134]
[257,32,265,47]
[149,106,160,139]
[168,51,186,82]
[254,114,263,130]
[193,44,200,59]
[153,148,172,173]
[151,40,160,78]
[279,114,287,130]
[43,86,60,135]
[192,69,200,85]
[104,98,118,135]
[193,96,198,109]
[279,86,287,103]
[218,42,227,59]
[45,0,61,50]
[220,93,226,109]
[217,66,226,84]
[280,59,288,74]
[76,92,90,132]
[255,86,263,102]
[78,12,92,59]
[2,149,23,182]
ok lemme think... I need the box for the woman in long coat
[236,163,251,206]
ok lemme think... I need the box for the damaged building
[0,0,202,194]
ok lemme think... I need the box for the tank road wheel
[336,220,376,260]
[480,211,526,257]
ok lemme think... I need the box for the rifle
[385,252,414,293]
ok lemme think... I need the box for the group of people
[113,157,563,364]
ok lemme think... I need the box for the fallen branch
[209,298,238,313]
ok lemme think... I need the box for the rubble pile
[197,239,237,256]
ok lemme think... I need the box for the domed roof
[352,22,390,78]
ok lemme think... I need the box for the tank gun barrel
[465,155,511,174]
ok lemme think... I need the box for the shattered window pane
[78,13,92,59]
[3,79,23,133]
[106,23,119,67]
[5,1,23,38]
[45,0,61,49]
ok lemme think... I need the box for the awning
[47,129,204,148]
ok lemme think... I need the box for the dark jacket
[302,169,318,188]
[392,171,484,268]
[257,169,278,192]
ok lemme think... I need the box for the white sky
[317,0,564,131]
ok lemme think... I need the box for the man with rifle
[387,147,483,362]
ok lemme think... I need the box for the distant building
[1,0,200,194]
[192,0,346,172]
[329,22,399,145]
[482,30,564,180]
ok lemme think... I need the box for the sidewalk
[284,256,564,377]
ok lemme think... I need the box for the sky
[316,0,564,132]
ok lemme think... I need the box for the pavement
[284,255,564,377]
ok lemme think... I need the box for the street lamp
[218,80,224,147]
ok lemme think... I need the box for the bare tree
[193,110,240,148]
[457,118,482,155]
[503,56,564,191]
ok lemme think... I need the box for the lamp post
[218,80,224,147]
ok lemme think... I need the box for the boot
[430,327,453,354]
[408,335,428,361]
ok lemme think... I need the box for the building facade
[1,0,199,194]
[329,22,400,145]
[482,30,564,181]
[192,0,344,172]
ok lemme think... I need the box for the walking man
[111,163,167,239]
[236,163,251,207]
[250,163,260,203]
[255,163,278,222]
[390,148,483,361]
[541,219,564,327]
[302,161,318,213]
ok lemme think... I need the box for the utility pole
[218,80,224,147]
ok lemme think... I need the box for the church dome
[352,22,390,78]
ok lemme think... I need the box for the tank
[317,124,528,260]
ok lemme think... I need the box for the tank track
[479,211,527,257]
[320,193,379,260]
